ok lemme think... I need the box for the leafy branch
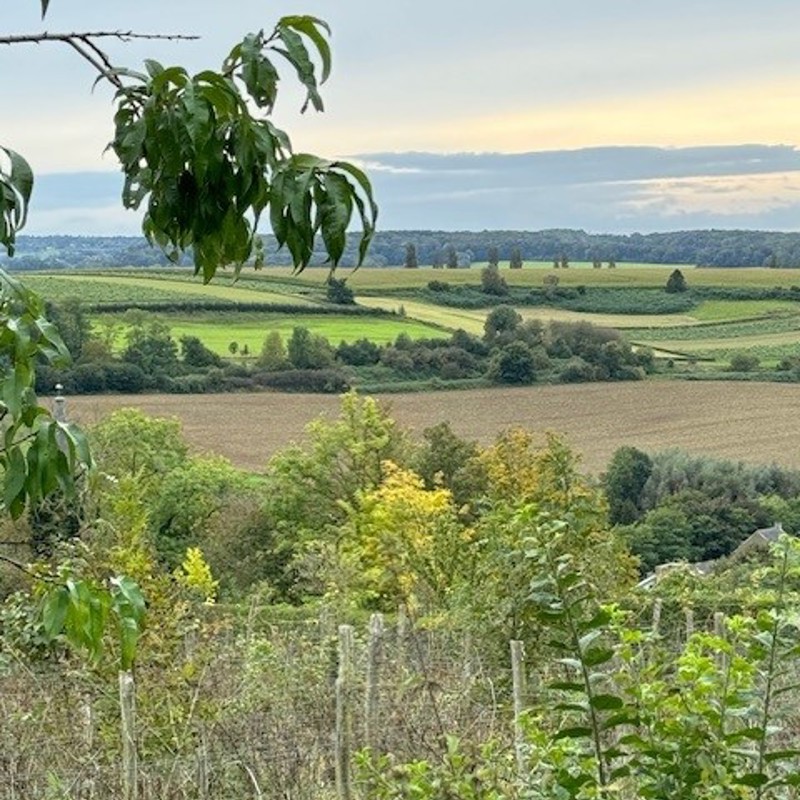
[1,10,377,279]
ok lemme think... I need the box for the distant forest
[5,228,800,270]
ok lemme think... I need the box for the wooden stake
[335,625,354,800]
[510,640,526,776]
[119,670,138,800]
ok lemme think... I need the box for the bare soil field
[63,381,800,476]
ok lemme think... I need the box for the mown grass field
[148,313,448,352]
[65,381,800,476]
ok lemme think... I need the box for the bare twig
[0,30,199,46]
[0,30,200,87]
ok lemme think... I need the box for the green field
[21,264,800,374]
[99,311,449,354]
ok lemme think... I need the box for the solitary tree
[404,242,419,269]
[487,245,500,268]
[665,269,688,293]
[481,265,509,296]
[445,243,459,269]
[509,247,523,269]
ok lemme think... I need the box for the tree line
[9,227,800,270]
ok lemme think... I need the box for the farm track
[64,381,800,476]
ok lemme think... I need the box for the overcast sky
[4,1,800,234]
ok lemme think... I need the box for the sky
[4,0,800,235]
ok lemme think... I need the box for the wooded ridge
[7,227,800,269]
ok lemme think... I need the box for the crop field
[340,264,800,289]
[24,273,317,306]
[64,381,800,476]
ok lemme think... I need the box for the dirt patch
[63,381,800,477]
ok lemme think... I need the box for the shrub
[665,268,688,293]
[287,326,335,369]
[729,352,760,372]
[487,341,536,384]
[559,356,596,383]
[480,265,509,296]
[65,362,107,394]
[483,305,522,342]
[337,338,382,366]
[326,277,355,305]
[253,368,350,393]
[180,335,223,368]
[103,362,146,393]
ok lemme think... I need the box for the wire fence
[0,604,749,800]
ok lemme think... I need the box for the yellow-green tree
[335,462,465,612]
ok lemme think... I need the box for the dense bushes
[604,445,800,571]
[38,293,657,397]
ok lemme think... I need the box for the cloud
[24,145,800,236]
[358,145,800,232]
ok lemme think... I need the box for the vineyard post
[510,639,527,776]
[713,611,727,670]
[651,598,663,635]
[195,725,210,800]
[397,606,410,670]
[364,613,384,753]
[335,624,354,800]
[119,670,139,800]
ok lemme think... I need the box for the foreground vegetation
[4,393,800,798]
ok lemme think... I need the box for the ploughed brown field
[64,381,800,477]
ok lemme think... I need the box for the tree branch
[0,30,200,46]
[0,551,48,581]
[0,30,200,87]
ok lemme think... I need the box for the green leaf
[554,726,593,740]
[583,646,614,667]
[735,773,769,788]
[554,701,589,714]
[548,681,585,693]
[765,749,800,762]
[3,447,27,516]
[318,171,352,265]
[589,694,624,711]
[0,147,34,255]
[274,24,324,112]
[279,16,332,82]
[42,585,70,639]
